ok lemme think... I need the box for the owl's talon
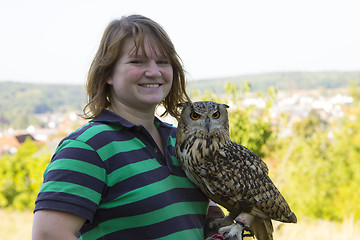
[218,220,254,240]
[219,223,243,240]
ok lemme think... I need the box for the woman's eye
[212,111,220,119]
[190,112,200,120]
[129,60,142,64]
[157,59,170,65]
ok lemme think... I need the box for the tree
[225,82,276,158]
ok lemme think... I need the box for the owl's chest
[179,138,223,172]
[180,137,210,159]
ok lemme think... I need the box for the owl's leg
[218,213,255,240]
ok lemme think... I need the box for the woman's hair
[82,14,190,120]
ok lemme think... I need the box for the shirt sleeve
[34,138,107,222]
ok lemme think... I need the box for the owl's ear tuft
[177,102,192,108]
[223,104,230,108]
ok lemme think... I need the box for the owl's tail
[250,217,273,240]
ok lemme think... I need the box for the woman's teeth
[140,84,160,88]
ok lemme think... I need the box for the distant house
[0,133,35,154]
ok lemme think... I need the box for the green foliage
[273,83,360,221]
[0,139,50,210]
[329,99,360,220]
[228,109,273,158]
[277,132,335,219]
[278,118,360,221]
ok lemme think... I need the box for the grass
[0,209,33,240]
[1,209,359,240]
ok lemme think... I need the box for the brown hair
[82,14,190,120]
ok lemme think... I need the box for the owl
[176,101,297,240]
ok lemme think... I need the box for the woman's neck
[109,103,156,131]
[109,103,164,154]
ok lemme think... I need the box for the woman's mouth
[139,83,162,88]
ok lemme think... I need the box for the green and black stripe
[35,110,208,239]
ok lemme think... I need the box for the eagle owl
[176,101,297,240]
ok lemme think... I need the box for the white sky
[0,0,359,84]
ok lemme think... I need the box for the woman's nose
[145,60,161,78]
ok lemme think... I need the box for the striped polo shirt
[35,109,209,239]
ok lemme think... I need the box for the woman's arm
[32,209,86,240]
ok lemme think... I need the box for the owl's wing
[226,141,269,177]
[232,142,269,175]
[251,206,269,219]
[197,142,269,215]
[205,142,296,223]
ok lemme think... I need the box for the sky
[0,0,359,85]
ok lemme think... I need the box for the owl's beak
[205,117,210,132]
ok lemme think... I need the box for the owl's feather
[176,101,296,240]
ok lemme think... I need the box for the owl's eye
[212,111,220,119]
[190,112,200,120]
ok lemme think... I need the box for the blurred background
[1,0,360,239]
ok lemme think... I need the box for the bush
[0,139,50,210]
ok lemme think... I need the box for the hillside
[188,71,360,94]
[1,71,359,128]
[0,81,86,128]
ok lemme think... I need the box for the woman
[33,14,223,239]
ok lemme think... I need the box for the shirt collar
[91,109,173,129]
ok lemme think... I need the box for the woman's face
[107,36,173,113]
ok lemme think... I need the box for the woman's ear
[107,77,113,85]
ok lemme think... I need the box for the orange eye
[212,111,220,119]
[190,112,200,120]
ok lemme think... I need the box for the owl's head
[178,101,230,135]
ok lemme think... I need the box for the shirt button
[154,148,158,153]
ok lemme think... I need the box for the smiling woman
[32,14,220,240]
